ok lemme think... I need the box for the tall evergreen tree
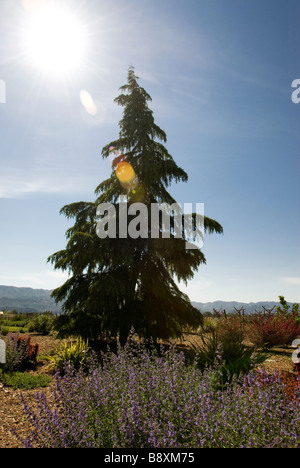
[48,67,223,344]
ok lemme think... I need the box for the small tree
[48,67,223,344]
[276,295,300,316]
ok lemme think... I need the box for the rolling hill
[0,285,296,315]
[192,300,296,314]
[0,285,62,313]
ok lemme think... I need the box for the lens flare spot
[22,0,44,12]
[130,184,146,202]
[80,90,97,116]
[115,162,136,185]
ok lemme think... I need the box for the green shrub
[43,337,90,373]
[190,317,268,384]
[4,313,31,328]
[28,313,54,335]
[1,319,29,328]
[0,370,51,390]
[1,326,12,336]
[276,295,300,315]
[1,325,28,335]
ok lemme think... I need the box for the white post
[0,339,6,364]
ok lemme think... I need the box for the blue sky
[0,0,299,303]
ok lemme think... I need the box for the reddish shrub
[248,369,300,403]
[18,335,39,363]
[247,310,300,348]
[281,371,300,402]
[4,333,39,372]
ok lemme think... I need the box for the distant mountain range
[0,285,62,313]
[0,285,297,315]
[192,300,297,314]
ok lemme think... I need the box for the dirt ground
[0,334,56,448]
[0,332,297,448]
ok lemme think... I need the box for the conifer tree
[48,67,223,344]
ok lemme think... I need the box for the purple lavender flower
[17,338,300,448]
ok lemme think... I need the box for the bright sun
[24,4,86,77]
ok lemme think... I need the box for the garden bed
[0,331,298,448]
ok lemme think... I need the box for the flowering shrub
[281,371,300,402]
[247,310,300,348]
[19,335,300,448]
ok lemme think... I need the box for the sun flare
[24,4,86,77]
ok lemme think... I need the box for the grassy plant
[43,337,90,373]
[189,317,268,383]
[201,316,219,333]
[0,370,51,390]
[1,325,29,335]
